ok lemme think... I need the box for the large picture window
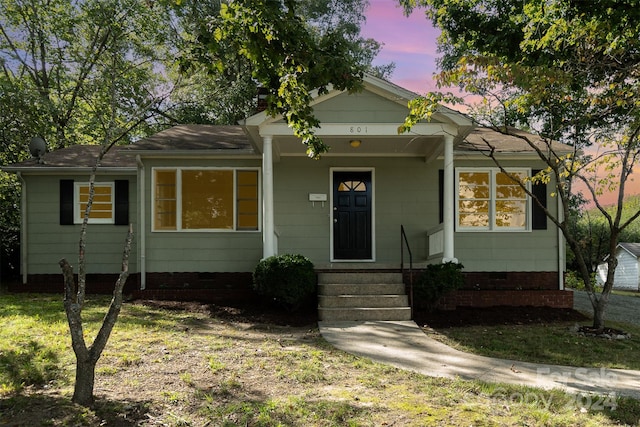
[457,168,529,231]
[153,168,259,231]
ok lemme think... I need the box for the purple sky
[362,3,640,202]
[362,2,440,94]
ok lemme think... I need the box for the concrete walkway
[319,320,640,399]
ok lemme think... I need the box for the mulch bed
[414,306,590,328]
[135,300,591,328]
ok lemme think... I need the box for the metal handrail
[400,225,414,318]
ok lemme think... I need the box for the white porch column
[262,135,276,258]
[443,134,458,263]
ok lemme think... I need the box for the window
[60,180,128,225]
[153,168,259,231]
[74,182,114,224]
[457,168,529,231]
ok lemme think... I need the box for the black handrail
[400,225,413,318]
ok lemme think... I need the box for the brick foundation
[12,272,253,302]
[14,270,572,309]
[11,273,140,294]
[462,271,559,290]
[437,289,574,310]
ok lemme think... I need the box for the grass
[612,289,640,298]
[0,293,639,426]
[424,319,640,370]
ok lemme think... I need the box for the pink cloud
[363,1,440,93]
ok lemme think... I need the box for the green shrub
[414,262,464,310]
[565,270,598,291]
[252,254,317,312]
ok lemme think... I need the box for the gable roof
[619,242,640,258]
[1,77,572,170]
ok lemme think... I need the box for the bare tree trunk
[73,356,97,406]
[59,224,133,406]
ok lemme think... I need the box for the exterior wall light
[349,139,361,148]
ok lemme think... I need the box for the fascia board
[3,167,137,175]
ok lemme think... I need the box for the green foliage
[565,270,598,291]
[0,172,20,275]
[189,0,366,158]
[414,262,464,310]
[252,254,317,312]
[399,0,640,328]
[567,195,640,272]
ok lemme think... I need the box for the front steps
[317,272,412,321]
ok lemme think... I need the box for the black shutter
[438,169,444,224]
[531,169,547,230]
[114,180,129,225]
[60,179,74,225]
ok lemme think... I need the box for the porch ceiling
[272,134,444,158]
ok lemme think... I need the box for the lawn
[1,293,639,426]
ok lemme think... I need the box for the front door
[333,171,372,260]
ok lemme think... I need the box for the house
[2,75,573,316]
[597,243,640,291]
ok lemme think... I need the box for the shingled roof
[619,242,640,258]
[4,144,137,170]
[459,127,572,154]
[3,124,571,171]
[125,125,253,152]
[2,125,255,171]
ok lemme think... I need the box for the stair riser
[319,295,409,308]
[318,307,412,321]
[318,272,403,285]
[318,283,405,296]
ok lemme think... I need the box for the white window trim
[151,167,261,233]
[456,167,531,232]
[74,182,115,224]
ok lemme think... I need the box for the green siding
[20,154,560,276]
[274,156,559,272]
[312,91,410,123]
[23,174,138,274]
[140,158,263,273]
[274,156,441,265]
[453,158,560,272]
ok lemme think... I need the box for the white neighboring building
[597,243,640,290]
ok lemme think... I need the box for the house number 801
[350,126,367,133]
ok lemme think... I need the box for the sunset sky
[362,2,640,204]
[362,2,439,94]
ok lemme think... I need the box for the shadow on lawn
[0,341,59,391]
[0,392,153,427]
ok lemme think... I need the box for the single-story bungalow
[3,75,573,318]
[597,242,640,291]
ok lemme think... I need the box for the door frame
[330,167,376,262]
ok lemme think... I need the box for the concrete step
[318,272,403,285]
[318,294,409,308]
[318,283,405,296]
[316,271,411,322]
[318,307,412,321]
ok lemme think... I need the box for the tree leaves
[194,0,365,158]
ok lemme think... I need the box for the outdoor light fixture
[349,139,361,148]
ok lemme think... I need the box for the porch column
[443,134,458,263]
[262,135,276,258]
